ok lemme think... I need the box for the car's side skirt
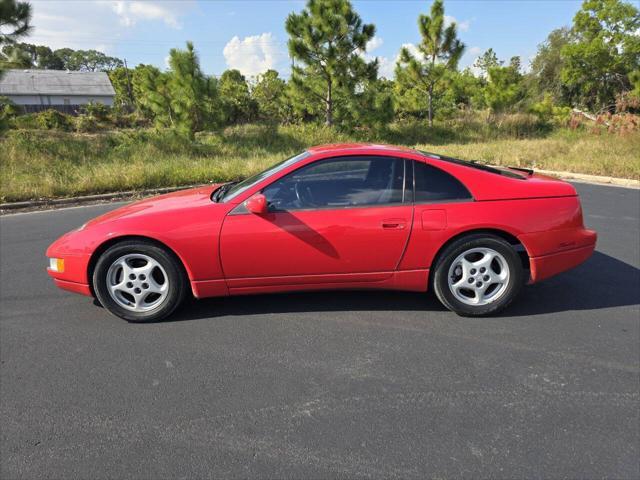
[191,269,429,298]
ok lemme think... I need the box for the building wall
[6,94,114,106]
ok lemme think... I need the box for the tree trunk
[428,83,434,127]
[325,79,333,126]
[572,108,610,126]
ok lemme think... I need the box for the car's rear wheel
[432,234,524,316]
[93,240,187,322]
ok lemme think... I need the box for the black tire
[92,240,187,322]
[432,234,524,316]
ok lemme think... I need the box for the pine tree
[167,42,217,137]
[484,64,525,113]
[285,0,377,126]
[218,69,255,124]
[0,0,32,85]
[0,0,32,46]
[133,65,174,127]
[253,69,287,122]
[473,48,501,77]
[396,0,465,126]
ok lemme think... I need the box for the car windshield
[215,151,311,203]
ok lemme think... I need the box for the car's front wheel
[432,234,524,316]
[92,240,187,322]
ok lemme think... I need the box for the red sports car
[47,144,597,322]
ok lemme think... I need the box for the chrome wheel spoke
[105,253,169,313]
[495,269,508,282]
[447,247,511,307]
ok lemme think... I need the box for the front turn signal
[48,258,65,273]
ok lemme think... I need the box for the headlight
[48,258,65,272]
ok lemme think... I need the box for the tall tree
[108,66,135,109]
[484,64,525,113]
[473,48,501,77]
[396,0,465,126]
[561,0,640,111]
[218,69,255,124]
[341,77,394,130]
[252,69,287,122]
[530,27,572,103]
[0,0,32,84]
[285,0,377,126]
[133,64,174,127]
[64,49,123,72]
[0,44,32,68]
[0,0,32,46]
[2,43,64,69]
[167,42,213,136]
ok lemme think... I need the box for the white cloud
[367,43,419,80]
[400,42,424,61]
[110,1,189,29]
[27,1,194,52]
[463,46,484,76]
[223,33,286,77]
[366,36,384,53]
[444,15,471,32]
[357,37,394,79]
[375,55,396,80]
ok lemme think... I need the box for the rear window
[419,151,526,180]
[414,161,472,202]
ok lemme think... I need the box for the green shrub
[0,97,22,133]
[0,96,22,119]
[491,112,547,138]
[111,111,149,129]
[75,114,101,133]
[36,109,72,131]
[81,102,111,121]
[9,112,39,129]
[530,94,572,127]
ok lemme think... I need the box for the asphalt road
[1,183,638,479]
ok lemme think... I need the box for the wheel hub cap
[447,247,510,306]
[106,254,169,312]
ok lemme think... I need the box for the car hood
[84,184,222,228]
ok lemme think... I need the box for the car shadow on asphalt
[168,251,639,322]
[508,250,640,316]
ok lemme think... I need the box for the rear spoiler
[508,166,534,176]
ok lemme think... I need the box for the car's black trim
[419,151,527,180]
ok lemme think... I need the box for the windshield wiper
[213,181,237,203]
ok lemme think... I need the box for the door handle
[382,219,406,229]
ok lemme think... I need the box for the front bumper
[46,246,93,297]
[51,278,93,296]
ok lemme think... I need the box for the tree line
[1,0,639,138]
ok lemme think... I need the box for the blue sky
[29,0,584,78]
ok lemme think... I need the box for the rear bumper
[529,242,596,283]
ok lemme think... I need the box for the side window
[263,156,405,211]
[413,161,472,202]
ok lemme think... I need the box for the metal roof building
[0,69,115,113]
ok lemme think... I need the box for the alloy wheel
[447,247,511,306]
[106,253,169,312]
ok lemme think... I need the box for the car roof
[306,143,420,156]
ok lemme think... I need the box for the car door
[219,155,413,287]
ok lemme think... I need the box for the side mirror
[245,193,268,215]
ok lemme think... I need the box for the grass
[1,120,639,202]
